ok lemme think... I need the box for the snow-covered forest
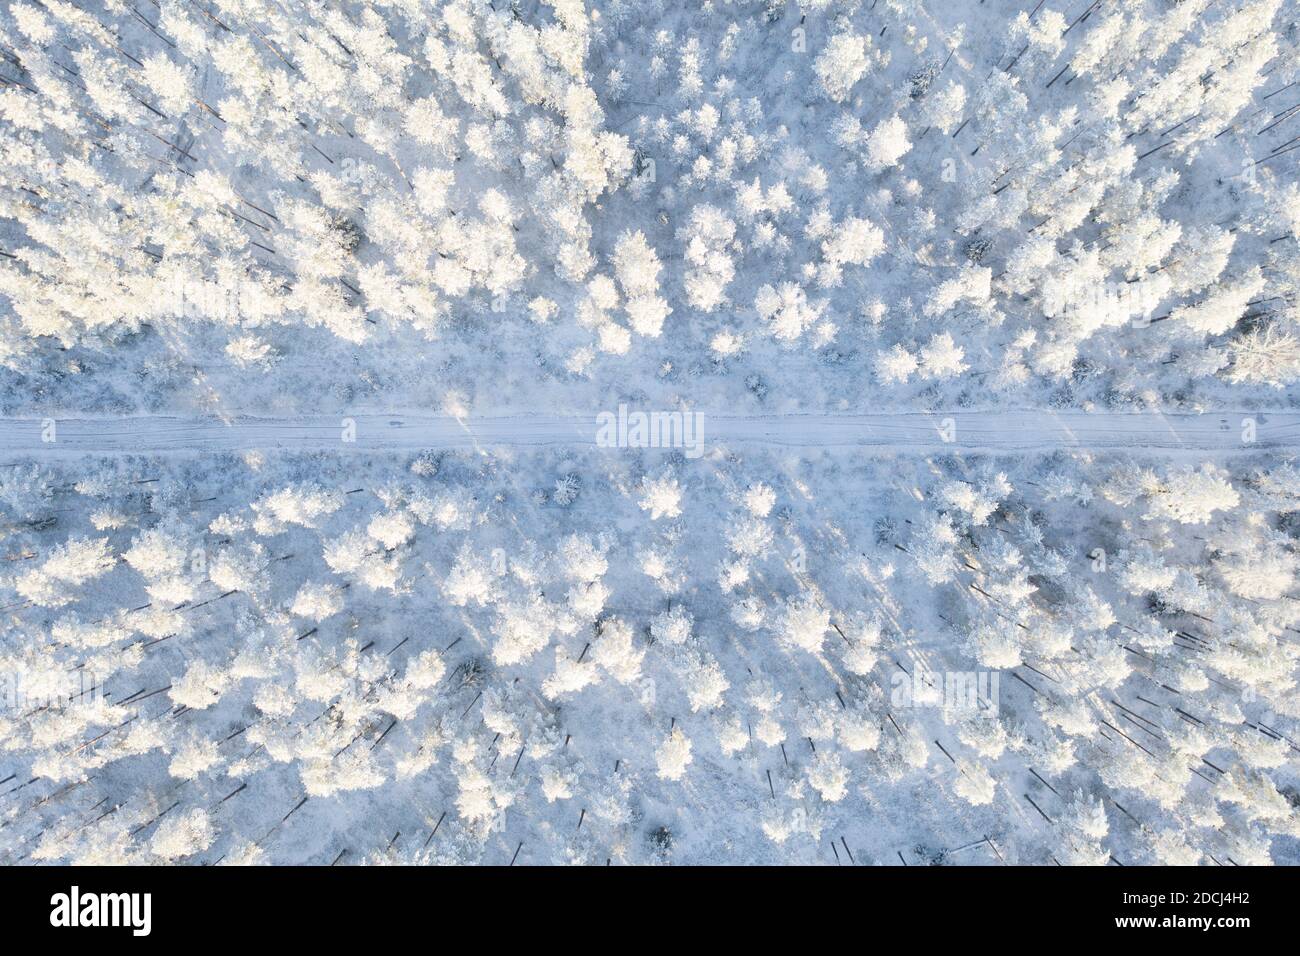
[1,0,1299,865]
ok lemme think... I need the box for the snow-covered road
[1,410,1296,457]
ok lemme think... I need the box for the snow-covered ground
[2,409,1298,454]
[2,0,1299,866]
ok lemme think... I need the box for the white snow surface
[1,0,1300,866]
[0,409,1296,453]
